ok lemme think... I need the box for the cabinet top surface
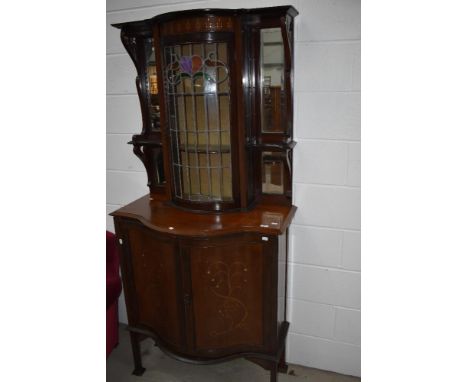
[111,5,298,29]
[111,194,296,237]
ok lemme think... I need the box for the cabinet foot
[278,347,288,373]
[130,332,145,376]
[270,362,278,382]
[132,367,146,376]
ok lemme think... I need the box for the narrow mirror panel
[262,152,284,194]
[153,149,165,184]
[260,28,285,133]
[145,39,160,130]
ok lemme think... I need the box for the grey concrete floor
[107,326,360,382]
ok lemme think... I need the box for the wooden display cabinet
[110,6,298,382]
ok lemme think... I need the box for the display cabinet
[110,6,298,382]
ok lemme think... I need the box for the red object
[107,231,122,358]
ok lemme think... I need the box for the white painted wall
[107,0,360,376]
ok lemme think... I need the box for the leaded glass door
[162,37,238,210]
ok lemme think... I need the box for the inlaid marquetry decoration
[160,15,235,36]
[205,261,249,337]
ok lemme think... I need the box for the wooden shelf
[178,144,231,154]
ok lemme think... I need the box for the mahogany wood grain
[160,15,235,36]
[126,223,183,348]
[111,193,297,237]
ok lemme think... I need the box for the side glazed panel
[125,222,183,348]
[187,235,265,352]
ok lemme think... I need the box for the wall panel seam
[339,230,345,268]
[107,52,127,57]
[297,38,361,43]
[291,223,360,233]
[107,169,145,174]
[296,138,361,144]
[294,181,360,189]
[295,90,360,94]
[291,262,361,274]
[296,40,360,46]
[288,297,361,311]
[289,331,361,347]
[107,94,138,98]
[107,92,138,96]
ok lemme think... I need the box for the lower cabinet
[115,217,289,380]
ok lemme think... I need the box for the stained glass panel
[164,42,233,202]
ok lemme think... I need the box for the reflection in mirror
[154,148,165,184]
[262,152,284,194]
[145,39,160,130]
[260,28,285,133]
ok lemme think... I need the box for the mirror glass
[260,28,285,133]
[145,39,160,130]
[262,152,284,194]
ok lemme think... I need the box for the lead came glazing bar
[167,91,230,96]
[166,46,181,197]
[179,44,192,199]
[164,40,233,202]
[171,45,184,197]
[174,164,230,169]
[202,42,213,199]
[170,128,229,133]
[189,43,202,198]
[213,42,223,199]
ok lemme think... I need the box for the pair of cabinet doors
[116,218,287,359]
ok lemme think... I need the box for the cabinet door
[159,33,242,211]
[121,221,184,349]
[182,233,277,355]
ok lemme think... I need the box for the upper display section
[112,6,298,212]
